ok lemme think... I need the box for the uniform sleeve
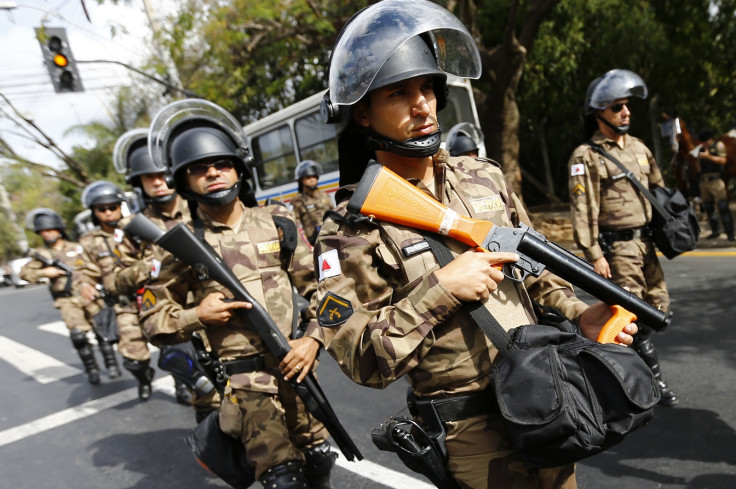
[645,146,665,189]
[270,205,325,345]
[568,147,604,262]
[138,250,203,346]
[314,216,461,389]
[73,237,103,291]
[19,257,46,283]
[114,234,153,296]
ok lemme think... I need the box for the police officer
[445,122,482,157]
[568,69,678,406]
[75,181,154,399]
[290,160,334,245]
[112,128,199,407]
[20,208,118,384]
[139,99,336,488]
[697,128,735,241]
[315,1,637,487]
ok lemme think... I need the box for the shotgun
[347,163,672,340]
[27,248,73,275]
[124,213,363,462]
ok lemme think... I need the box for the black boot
[70,330,100,385]
[259,461,309,489]
[717,200,735,241]
[704,202,720,239]
[174,378,193,405]
[303,442,337,489]
[124,358,155,401]
[635,338,679,407]
[97,336,121,379]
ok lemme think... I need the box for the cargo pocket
[218,383,243,439]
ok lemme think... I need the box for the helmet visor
[148,99,247,170]
[445,122,483,150]
[329,0,481,106]
[588,69,648,111]
[113,128,161,175]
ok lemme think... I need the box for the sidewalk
[527,202,736,256]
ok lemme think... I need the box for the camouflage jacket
[568,131,664,262]
[139,201,324,393]
[115,197,191,296]
[314,150,587,398]
[20,240,83,303]
[291,190,334,242]
[74,227,139,314]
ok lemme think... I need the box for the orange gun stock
[597,305,637,344]
[347,162,672,333]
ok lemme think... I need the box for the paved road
[0,250,735,488]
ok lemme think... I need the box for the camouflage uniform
[139,202,328,479]
[291,190,334,244]
[20,242,92,332]
[315,149,586,488]
[75,228,151,362]
[698,140,734,240]
[568,130,669,311]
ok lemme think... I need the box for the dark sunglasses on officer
[186,159,235,177]
[607,102,629,114]
[94,203,120,213]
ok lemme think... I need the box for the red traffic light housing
[35,27,84,93]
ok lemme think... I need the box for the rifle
[347,163,672,340]
[124,213,363,462]
[27,248,73,275]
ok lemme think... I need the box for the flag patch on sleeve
[571,163,585,176]
[318,249,341,282]
[151,259,162,278]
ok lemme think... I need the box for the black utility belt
[700,173,722,183]
[51,291,73,299]
[409,389,498,424]
[223,355,266,375]
[600,226,651,242]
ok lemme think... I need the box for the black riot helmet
[25,207,68,241]
[81,181,126,226]
[113,128,175,205]
[584,69,647,136]
[148,99,252,207]
[445,122,483,157]
[321,0,481,184]
[295,160,323,192]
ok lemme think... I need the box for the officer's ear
[353,101,370,128]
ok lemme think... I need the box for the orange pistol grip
[597,305,637,344]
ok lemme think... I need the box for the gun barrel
[517,233,671,331]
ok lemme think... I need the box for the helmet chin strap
[43,237,60,246]
[597,114,629,135]
[146,192,177,206]
[190,180,242,207]
[366,128,442,158]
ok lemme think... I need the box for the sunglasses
[186,159,235,177]
[94,204,120,213]
[608,103,629,114]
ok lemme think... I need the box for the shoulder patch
[317,249,341,282]
[151,259,162,278]
[470,195,504,213]
[571,163,585,176]
[140,289,156,312]
[572,183,586,196]
[114,228,125,243]
[317,292,353,327]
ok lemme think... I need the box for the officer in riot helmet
[291,160,334,245]
[314,1,637,487]
[445,122,482,157]
[569,69,678,406]
[141,99,336,488]
[20,208,111,384]
[113,129,199,406]
[75,180,158,399]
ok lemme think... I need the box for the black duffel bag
[92,306,119,344]
[492,322,660,468]
[649,186,700,259]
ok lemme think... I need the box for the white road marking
[37,320,158,351]
[335,455,435,489]
[0,335,82,383]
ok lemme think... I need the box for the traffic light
[35,27,84,93]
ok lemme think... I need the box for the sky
[0,0,170,169]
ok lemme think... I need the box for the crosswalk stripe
[37,320,159,352]
[335,456,435,489]
[0,376,175,448]
[0,335,82,383]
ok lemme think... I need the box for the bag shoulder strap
[585,141,673,220]
[422,232,517,355]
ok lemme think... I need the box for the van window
[295,111,339,173]
[251,125,297,190]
